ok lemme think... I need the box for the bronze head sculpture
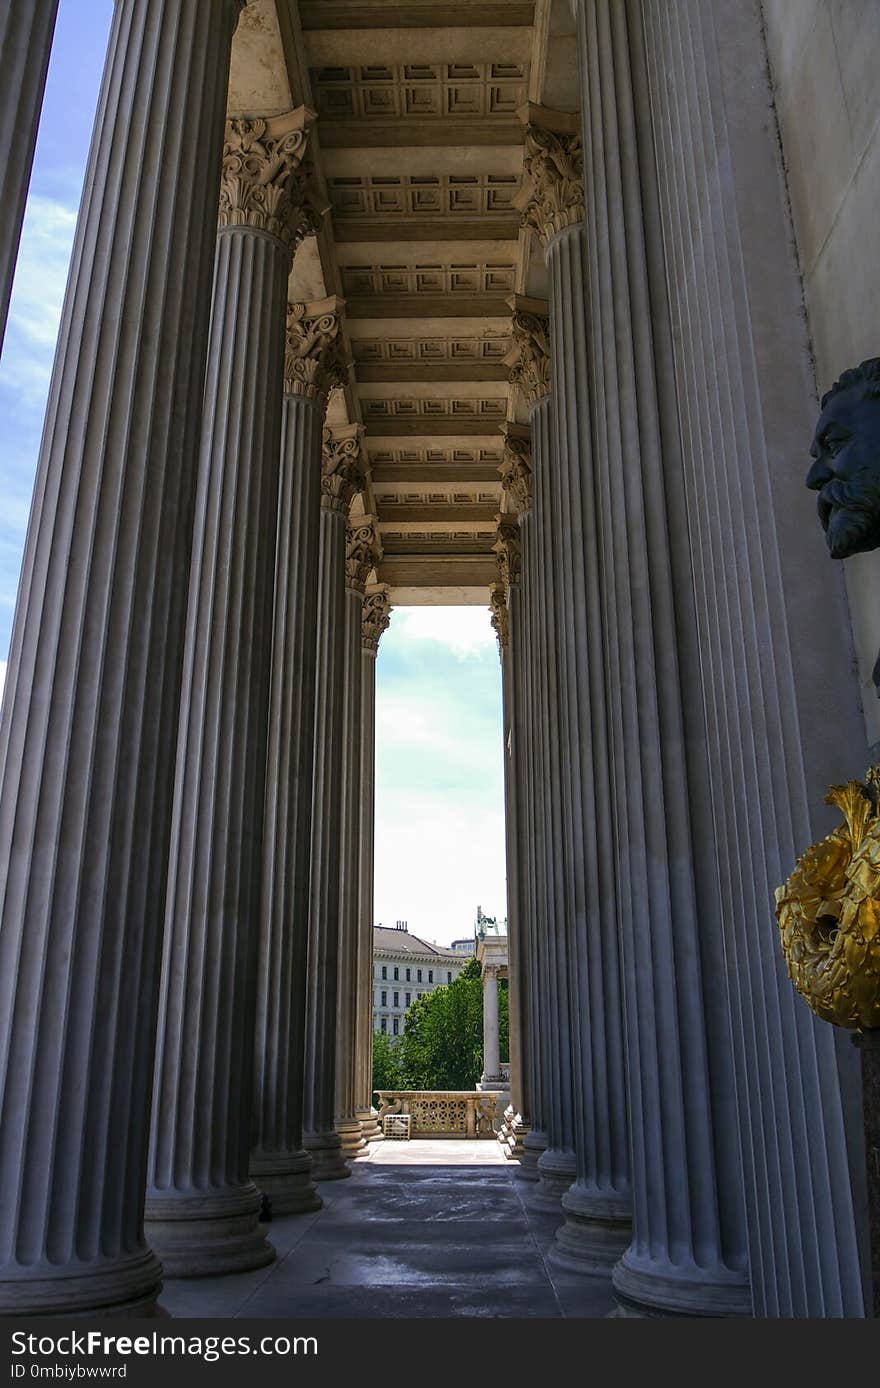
[806,357,880,559]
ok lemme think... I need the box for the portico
[0,0,876,1321]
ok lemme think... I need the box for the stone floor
[160,1140,616,1318]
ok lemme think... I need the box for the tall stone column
[303,424,366,1180]
[145,109,316,1277]
[480,965,502,1085]
[518,106,632,1272]
[0,0,244,1316]
[506,303,576,1207]
[356,585,392,1142]
[335,518,380,1157]
[0,0,59,349]
[250,299,348,1215]
[498,426,533,1159]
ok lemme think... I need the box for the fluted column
[498,426,532,1159]
[518,105,632,1271]
[506,301,576,1208]
[491,579,520,1127]
[0,0,243,1316]
[356,586,392,1142]
[250,299,348,1215]
[480,965,502,1084]
[145,109,316,1276]
[0,0,59,349]
[303,424,366,1180]
[335,518,380,1157]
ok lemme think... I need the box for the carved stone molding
[361,584,392,652]
[489,583,509,652]
[493,513,521,590]
[219,107,320,251]
[321,423,366,513]
[345,517,380,594]
[504,294,550,408]
[284,297,349,405]
[515,103,585,247]
[498,423,532,516]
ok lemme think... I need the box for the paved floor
[160,1140,616,1318]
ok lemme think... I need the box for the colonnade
[0,0,872,1321]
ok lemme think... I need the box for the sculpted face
[806,380,880,559]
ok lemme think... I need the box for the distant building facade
[373,922,469,1039]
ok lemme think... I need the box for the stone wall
[764,0,880,743]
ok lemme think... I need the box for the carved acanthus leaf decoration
[505,296,550,408]
[219,108,320,251]
[493,514,521,590]
[321,424,365,513]
[516,107,585,247]
[774,768,880,1029]
[345,518,380,594]
[489,583,509,652]
[362,585,392,652]
[499,428,532,516]
[284,298,349,404]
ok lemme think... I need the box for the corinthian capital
[504,295,550,409]
[362,584,392,652]
[498,424,532,517]
[489,583,509,653]
[219,106,320,251]
[285,297,349,406]
[346,517,380,594]
[515,104,585,247]
[321,423,366,513]
[493,514,521,590]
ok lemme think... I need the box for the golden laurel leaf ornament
[775,768,880,1030]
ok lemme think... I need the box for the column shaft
[0,0,242,1315]
[250,391,324,1215]
[499,613,522,1122]
[0,0,59,348]
[145,223,290,1276]
[335,584,366,1157]
[356,645,381,1141]
[507,559,532,1157]
[304,508,351,1181]
[545,221,631,1271]
[481,969,501,1083]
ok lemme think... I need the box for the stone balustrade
[375,1091,497,1138]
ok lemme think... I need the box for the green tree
[395,957,509,1090]
[371,1028,403,1095]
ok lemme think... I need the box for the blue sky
[0,1,508,946]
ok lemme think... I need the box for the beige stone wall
[764,0,880,741]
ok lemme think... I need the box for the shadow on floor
[159,1141,616,1319]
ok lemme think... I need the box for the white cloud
[0,662,5,706]
[388,605,497,661]
[0,194,77,405]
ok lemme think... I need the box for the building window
[393,1018,399,1036]
[405,967,411,982]
[380,1018,387,1033]
[381,990,387,1007]
[393,966,399,981]
[405,992,411,1006]
[393,992,399,1008]
[417,968,422,983]
[428,970,433,983]
[447,971,452,983]
[381,965,387,980]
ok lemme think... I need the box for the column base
[337,1117,367,1157]
[516,1127,547,1182]
[250,1149,323,1215]
[547,1183,632,1274]
[531,1146,576,1211]
[304,1131,351,1181]
[611,1249,752,1317]
[0,1248,164,1318]
[507,1117,530,1160]
[144,1183,275,1278]
[357,1106,383,1143]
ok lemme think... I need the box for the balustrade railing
[375,1090,498,1138]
